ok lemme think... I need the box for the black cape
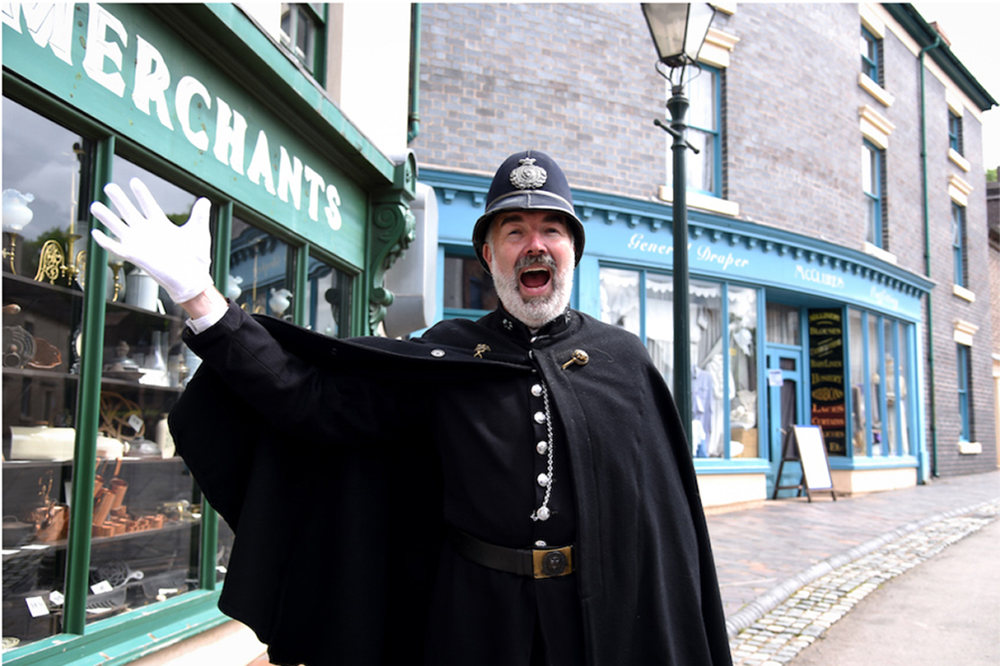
[170,303,732,665]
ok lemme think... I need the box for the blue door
[766,349,805,497]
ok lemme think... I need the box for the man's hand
[90,178,215,306]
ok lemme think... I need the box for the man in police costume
[90,151,732,666]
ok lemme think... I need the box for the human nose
[524,230,547,254]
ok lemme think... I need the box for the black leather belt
[450,529,574,579]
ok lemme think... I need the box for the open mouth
[518,266,552,291]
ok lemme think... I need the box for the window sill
[948,148,971,173]
[657,185,740,217]
[958,441,982,455]
[858,73,895,107]
[953,284,975,302]
[863,241,897,265]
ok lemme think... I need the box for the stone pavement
[704,470,1000,665]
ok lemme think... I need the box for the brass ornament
[561,349,590,370]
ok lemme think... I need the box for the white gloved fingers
[129,177,170,229]
[90,229,128,259]
[102,181,152,235]
[89,200,133,242]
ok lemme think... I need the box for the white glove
[90,178,214,305]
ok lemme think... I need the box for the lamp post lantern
[641,3,716,445]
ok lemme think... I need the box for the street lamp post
[641,3,716,445]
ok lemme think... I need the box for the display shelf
[2,520,201,561]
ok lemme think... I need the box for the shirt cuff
[185,300,229,334]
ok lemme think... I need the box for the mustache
[514,253,557,272]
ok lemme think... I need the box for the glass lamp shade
[3,189,35,233]
[641,3,717,69]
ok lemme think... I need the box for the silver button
[535,540,548,548]
[534,411,546,424]
[537,473,550,487]
[430,349,445,358]
[531,384,543,397]
[528,350,534,359]
[536,440,548,455]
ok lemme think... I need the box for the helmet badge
[509,157,548,190]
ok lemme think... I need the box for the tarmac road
[789,517,1000,666]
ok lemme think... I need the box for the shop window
[3,97,91,645]
[847,308,914,458]
[952,203,967,287]
[664,65,721,196]
[883,319,898,455]
[442,250,497,318]
[862,141,885,248]
[957,344,971,441]
[304,255,352,337]
[728,286,759,459]
[860,25,881,85]
[948,111,963,155]
[848,309,867,456]
[600,267,757,459]
[281,3,326,78]
[897,324,913,455]
[228,217,296,318]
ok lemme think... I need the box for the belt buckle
[532,546,573,579]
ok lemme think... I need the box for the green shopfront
[2,4,414,660]
[423,168,934,508]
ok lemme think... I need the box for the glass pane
[898,325,911,455]
[690,280,723,458]
[729,286,758,459]
[228,218,294,318]
[868,315,882,455]
[443,255,497,312]
[883,320,898,455]
[600,267,640,336]
[303,255,351,337]
[687,69,716,131]
[866,196,879,246]
[848,308,867,456]
[2,97,90,646]
[862,145,876,195]
[90,157,204,625]
[766,302,799,345]
[645,271,671,386]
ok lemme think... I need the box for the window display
[3,98,90,645]
[600,266,754,459]
[304,254,352,337]
[2,100,210,647]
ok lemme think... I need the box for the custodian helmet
[472,150,585,273]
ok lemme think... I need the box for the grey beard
[490,251,573,329]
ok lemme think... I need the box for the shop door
[766,351,804,497]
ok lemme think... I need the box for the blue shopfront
[421,168,934,507]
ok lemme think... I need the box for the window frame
[952,203,967,287]
[862,140,884,248]
[957,343,971,442]
[860,26,880,84]
[948,111,963,155]
[280,3,327,79]
[664,64,723,198]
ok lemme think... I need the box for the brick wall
[411,2,996,476]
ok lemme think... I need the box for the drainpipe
[919,35,942,478]
[407,3,421,143]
